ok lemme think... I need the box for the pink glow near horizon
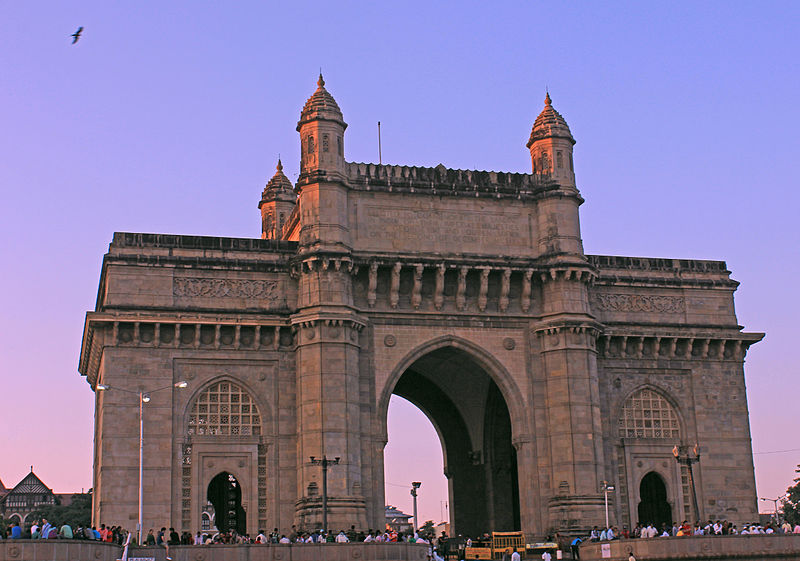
[1,1,798,526]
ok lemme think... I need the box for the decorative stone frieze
[592,293,685,313]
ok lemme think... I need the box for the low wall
[129,542,430,561]
[579,534,800,561]
[0,541,431,561]
[0,540,121,561]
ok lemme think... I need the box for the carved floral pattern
[593,293,684,314]
[173,277,279,301]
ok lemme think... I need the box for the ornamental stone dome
[526,92,575,147]
[262,159,294,197]
[297,73,346,128]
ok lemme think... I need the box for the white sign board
[601,543,611,558]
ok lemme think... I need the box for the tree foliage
[28,493,92,529]
[782,464,800,526]
[419,520,435,540]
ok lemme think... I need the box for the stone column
[533,273,606,532]
[293,262,369,531]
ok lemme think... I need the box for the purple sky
[1,2,798,526]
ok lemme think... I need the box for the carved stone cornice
[597,331,764,361]
[78,314,295,386]
[531,320,603,352]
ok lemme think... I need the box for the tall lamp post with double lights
[760,495,786,525]
[310,455,340,532]
[673,443,701,523]
[97,381,188,545]
[410,482,421,532]
[601,480,615,529]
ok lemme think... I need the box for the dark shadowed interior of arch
[390,346,520,537]
[208,472,246,535]
[638,472,672,530]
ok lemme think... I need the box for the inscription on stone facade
[593,293,684,313]
[173,277,279,301]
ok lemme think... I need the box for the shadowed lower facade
[79,77,762,538]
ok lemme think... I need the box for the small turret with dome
[297,73,347,177]
[259,159,297,240]
[527,92,576,187]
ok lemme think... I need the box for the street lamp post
[673,443,701,523]
[760,495,786,525]
[97,381,188,545]
[411,482,421,532]
[310,455,340,533]
[601,481,615,529]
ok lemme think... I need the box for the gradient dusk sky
[1,2,798,527]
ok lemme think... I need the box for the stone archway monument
[79,76,763,538]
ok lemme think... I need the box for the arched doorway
[207,472,246,534]
[638,472,671,530]
[387,346,520,537]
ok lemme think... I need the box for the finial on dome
[545,91,552,106]
[318,71,325,88]
[277,157,283,172]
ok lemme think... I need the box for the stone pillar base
[296,495,368,532]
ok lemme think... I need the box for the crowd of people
[0,519,129,543]
[582,518,800,542]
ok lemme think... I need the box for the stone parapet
[346,162,562,201]
[0,540,121,561]
[578,534,800,560]
[0,542,431,561]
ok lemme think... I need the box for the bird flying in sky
[71,27,83,44]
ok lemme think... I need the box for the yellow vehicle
[463,532,527,560]
[525,541,559,558]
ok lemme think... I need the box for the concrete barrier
[0,541,431,561]
[0,540,121,561]
[578,534,800,560]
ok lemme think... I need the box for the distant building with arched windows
[79,77,763,538]
[0,470,85,526]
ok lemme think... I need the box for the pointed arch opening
[383,343,521,537]
[207,472,246,534]
[638,472,672,530]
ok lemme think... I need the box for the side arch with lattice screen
[618,387,680,440]
[187,380,262,436]
[182,379,267,531]
[615,386,687,529]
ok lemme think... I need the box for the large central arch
[380,337,526,537]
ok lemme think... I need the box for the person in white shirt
[279,535,291,543]
[510,548,520,561]
[335,531,349,543]
[541,551,551,561]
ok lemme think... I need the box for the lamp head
[97,384,109,391]
[672,445,679,458]
[174,381,188,388]
[412,482,422,489]
[334,457,341,463]
[142,393,151,403]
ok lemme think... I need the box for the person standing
[570,537,582,559]
[511,547,521,561]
